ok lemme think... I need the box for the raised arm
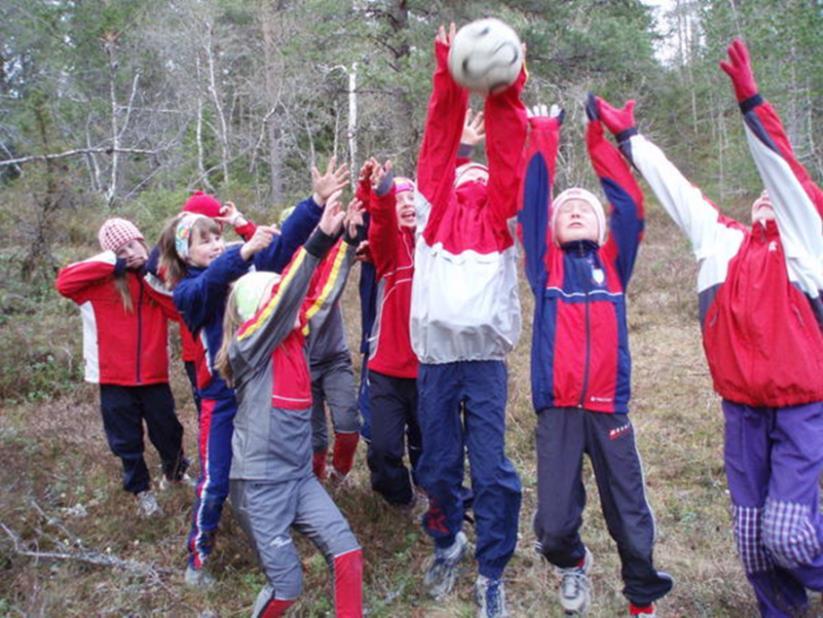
[595,95,745,264]
[415,24,469,227]
[484,61,528,228]
[516,105,562,291]
[721,38,823,259]
[367,162,400,277]
[585,96,645,287]
[231,200,349,377]
[55,252,120,303]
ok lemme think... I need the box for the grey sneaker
[136,490,161,518]
[558,547,592,615]
[184,564,215,588]
[475,574,509,618]
[423,531,468,599]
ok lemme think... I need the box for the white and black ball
[447,18,523,95]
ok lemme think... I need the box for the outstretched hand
[215,201,246,227]
[436,23,456,47]
[719,38,758,102]
[527,103,564,126]
[239,225,276,261]
[317,190,346,236]
[462,109,486,146]
[591,94,636,137]
[312,156,350,206]
[370,159,393,192]
[343,198,365,241]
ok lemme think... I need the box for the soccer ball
[447,18,523,95]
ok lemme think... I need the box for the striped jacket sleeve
[301,237,357,335]
[230,230,339,381]
[587,118,645,287]
[517,115,561,291]
[740,95,823,274]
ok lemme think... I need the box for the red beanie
[182,191,222,218]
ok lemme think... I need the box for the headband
[175,213,207,260]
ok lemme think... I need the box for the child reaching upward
[411,23,526,618]
[518,100,673,617]
[157,161,347,586]
[595,38,822,617]
[217,196,363,618]
[361,158,421,508]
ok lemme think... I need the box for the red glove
[593,95,636,137]
[719,38,758,102]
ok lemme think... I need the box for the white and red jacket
[411,40,527,364]
[55,251,177,386]
[620,95,823,407]
[366,182,418,378]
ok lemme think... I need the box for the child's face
[555,199,599,245]
[395,190,416,229]
[751,190,775,224]
[188,230,225,268]
[455,167,489,187]
[116,239,148,270]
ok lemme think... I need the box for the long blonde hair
[215,284,244,388]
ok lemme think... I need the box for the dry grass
[0,205,781,616]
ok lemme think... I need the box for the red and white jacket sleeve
[739,95,823,298]
[619,132,746,294]
[55,251,119,303]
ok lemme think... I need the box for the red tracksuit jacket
[56,251,176,385]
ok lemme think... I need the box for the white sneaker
[475,574,509,618]
[136,490,162,518]
[184,564,215,588]
[423,531,469,599]
[558,547,592,615]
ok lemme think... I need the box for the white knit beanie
[551,188,607,246]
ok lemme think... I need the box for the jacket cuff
[305,229,339,258]
[114,258,128,276]
[739,93,763,115]
[458,143,475,159]
[375,170,395,197]
[616,127,638,144]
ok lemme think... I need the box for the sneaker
[136,490,162,518]
[629,603,656,617]
[557,547,592,615]
[184,564,215,588]
[159,471,196,491]
[423,531,469,599]
[475,575,509,618]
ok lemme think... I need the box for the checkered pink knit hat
[98,218,144,253]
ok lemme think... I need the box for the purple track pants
[722,400,823,617]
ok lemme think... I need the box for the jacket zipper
[136,278,143,384]
[578,249,591,408]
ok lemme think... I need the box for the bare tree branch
[0,146,168,167]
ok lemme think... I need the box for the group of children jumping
[55,26,822,618]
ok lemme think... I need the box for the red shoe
[629,603,656,617]
[332,431,359,476]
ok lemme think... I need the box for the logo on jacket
[608,422,632,441]
[768,240,778,253]
[592,268,605,286]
